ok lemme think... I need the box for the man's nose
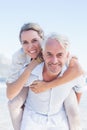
[52,57,58,64]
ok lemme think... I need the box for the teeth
[30,50,36,53]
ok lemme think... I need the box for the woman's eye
[32,39,38,43]
[22,41,28,45]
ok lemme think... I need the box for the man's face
[43,39,69,76]
[21,30,42,59]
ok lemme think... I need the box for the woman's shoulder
[12,48,28,64]
[13,48,25,57]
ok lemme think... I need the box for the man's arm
[75,92,82,103]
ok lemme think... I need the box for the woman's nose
[27,43,33,49]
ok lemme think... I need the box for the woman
[6,22,84,130]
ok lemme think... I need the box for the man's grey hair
[41,33,70,52]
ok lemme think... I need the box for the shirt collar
[31,62,67,79]
[31,62,44,80]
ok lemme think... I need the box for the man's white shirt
[25,62,86,115]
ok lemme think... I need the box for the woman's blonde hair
[19,22,44,42]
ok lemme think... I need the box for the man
[21,33,86,130]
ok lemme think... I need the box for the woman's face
[21,30,42,59]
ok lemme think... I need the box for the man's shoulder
[59,65,68,77]
[32,62,44,76]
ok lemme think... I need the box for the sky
[0,0,87,70]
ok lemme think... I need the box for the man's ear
[65,52,70,66]
[67,52,70,59]
[42,51,45,61]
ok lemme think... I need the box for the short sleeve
[73,74,87,93]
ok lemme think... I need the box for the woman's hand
[36,51,44,63]
[30,80,49,93]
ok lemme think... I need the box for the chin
[51,69,61,75]
[31,53,39,59]
[49,70,58,75]
[30,55,37,59]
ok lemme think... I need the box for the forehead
[21,30,40,40]
[45,39,65,52]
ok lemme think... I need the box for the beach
[0,82,87,130]
[0,83,13,130]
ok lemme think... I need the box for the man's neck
[43,65,61,82]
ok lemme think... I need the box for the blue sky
[0,0,87,70]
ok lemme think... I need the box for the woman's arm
[75,92,82,103]
[6,59,39,100]
[30,57,85,94]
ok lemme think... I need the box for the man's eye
[47,53,52,57]
[59,54,62,56]
[57,53,63,57]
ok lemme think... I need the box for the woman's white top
[7,48,31,83]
